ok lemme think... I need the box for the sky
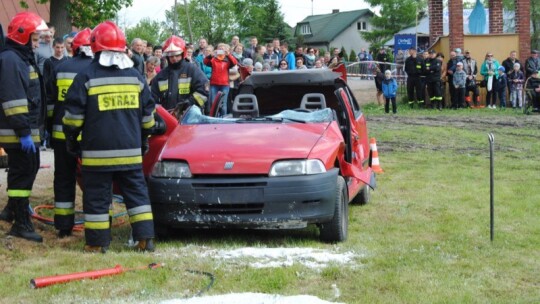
[118,0,371,28]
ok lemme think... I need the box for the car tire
[351,183,370,205]
[154,223,172,239]
[319,176,348,243]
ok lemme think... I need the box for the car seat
[232,94,259,118]
[300,93,327,111]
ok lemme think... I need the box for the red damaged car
[144,69,376,242]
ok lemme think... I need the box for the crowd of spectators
[34,26,540,112]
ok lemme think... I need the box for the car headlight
[151,161,192,178]
[269,159,326,176]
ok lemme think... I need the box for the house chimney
[332,9,339,14]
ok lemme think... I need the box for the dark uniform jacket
[0,41,45,149]
[426,57,441,83]
[404,56,422,77]
[63,57,155,171]
[151,59,208,111]
[46,54,93,142]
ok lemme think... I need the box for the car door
[334,87,372,188]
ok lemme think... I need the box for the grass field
[0,105,539,303]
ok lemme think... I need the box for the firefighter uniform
[0,12,48,242]
[426,53,443,110]
[151,35,208,114]
[63,21,156,252]
[404,50,424,107]
[151,60,208,112]
[46,28,93,236]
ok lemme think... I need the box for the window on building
[357,21,367,31]
[301,24,311,35]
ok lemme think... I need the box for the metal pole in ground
[488,133,495,242]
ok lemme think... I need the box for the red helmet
[162,36,186,57]
[90,21,126,53]
[7,12,48,45]
[72,28,91,53]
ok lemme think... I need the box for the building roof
[295,9,373,45]
[0,0,49,30]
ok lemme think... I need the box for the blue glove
[19,135,36,153]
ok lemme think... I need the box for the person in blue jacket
[382,70,398,114]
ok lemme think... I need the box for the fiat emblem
[224,161,234,170]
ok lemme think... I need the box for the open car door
[334,87,375,189]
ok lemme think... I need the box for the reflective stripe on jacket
[63,59,155,171]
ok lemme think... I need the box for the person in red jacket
[204,43,237,115]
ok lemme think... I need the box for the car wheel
[351,183,370,205]
[154,222,172,239]
[319,176,348,243]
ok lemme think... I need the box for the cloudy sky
[118,0,371,28]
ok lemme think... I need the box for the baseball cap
[456,62,463,66]
[498,66,505,72]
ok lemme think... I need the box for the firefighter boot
[58,229,72,238]
[136,238,155,252]
[0,199,16,222]
[8,199,43,243]
[83,245,108,254]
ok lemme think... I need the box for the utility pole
[173,0,178,35]
[184,0,194,43]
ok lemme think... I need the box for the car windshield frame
[181,106,334,125]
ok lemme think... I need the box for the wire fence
[344,61,408,101]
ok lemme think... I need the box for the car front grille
[199,203,264,215]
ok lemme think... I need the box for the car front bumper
[148,168,339,229]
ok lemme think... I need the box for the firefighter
[46,28,93,237]
[404,47,424,108]
[151,35,208,116]
[62,21,156,253]
[425,50,443,110]
[0,12,48,242]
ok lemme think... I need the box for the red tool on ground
[30,263,162,288]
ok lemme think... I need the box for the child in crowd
[382,70,398,114]
[508,63,525,109]
[496,66,508,109]
[452,62,467,109]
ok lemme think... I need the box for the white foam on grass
[156,245,364,269]
[200,247,359,269]
[160,292,345,304]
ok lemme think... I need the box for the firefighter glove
[19,135,36,153]
[66,136,81,158]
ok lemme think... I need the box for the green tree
[162,0,290,45]
[164,0,236,45]
[233,0,289,43]
[362,0,427,50]
[349,49,358,62]
[125,18,168,47]
[20,0,133,37]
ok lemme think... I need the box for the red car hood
[159,123,330,174]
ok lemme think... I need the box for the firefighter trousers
[406,76,424,103]
[82,169,154,247]
[52,141,78,231]
[5,148,39,204]
[427,80,442,108]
